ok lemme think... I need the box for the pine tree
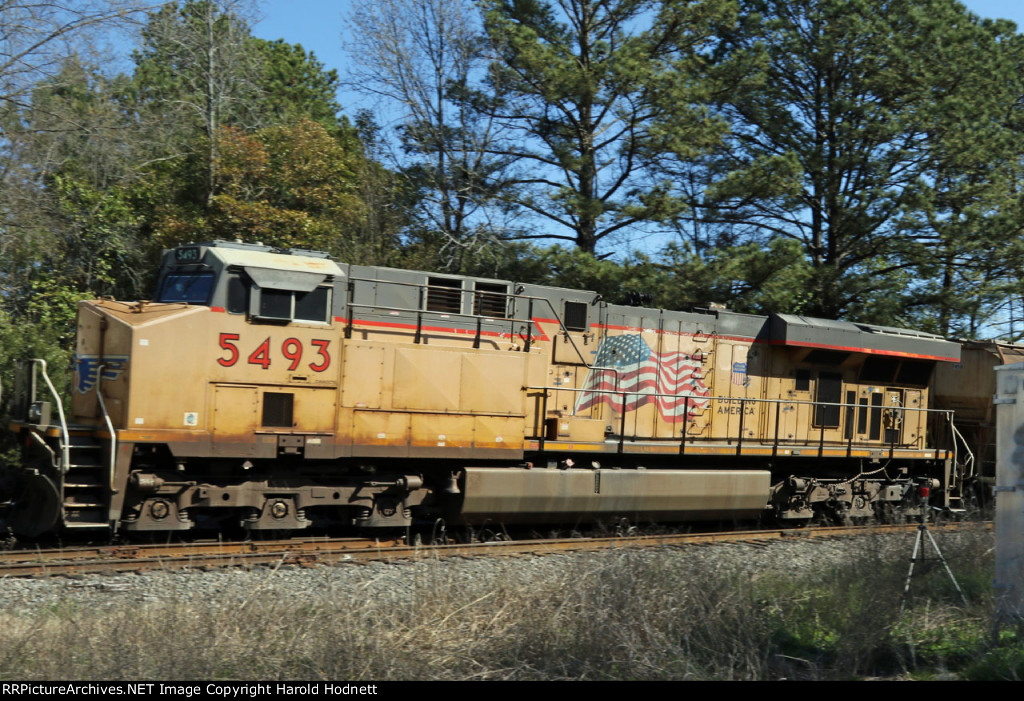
[481,0,741,255]
[693,0,1021,323]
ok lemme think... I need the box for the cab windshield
[157,272,215,304]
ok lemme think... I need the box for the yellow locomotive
[4,241,968,536]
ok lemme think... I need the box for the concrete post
[993,364,1024,625]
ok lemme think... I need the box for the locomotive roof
[161,242,344,294]
[206,246,344,278]
[771,313,960,362]
[162,241,961,362]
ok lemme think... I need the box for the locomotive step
[64,480,103,489]
[64,437,102,448]
[63,506,107,518]
[63,500,106,508]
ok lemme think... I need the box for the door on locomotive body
[810,368,845,445]
[758,348,812,447]
[891,359,933,449]
[785,351,850,447]
[901,388,925,448]
[536,295,592,436]
[212,385,260,456]
[757,345,787,445]
[782,367,812,445]
[849,355,927,448]
[853,387,923,448]
[709,339,767,444]
[764,350,849,448]
[211,382,339,454]
[847,386,906,447]
[552,297,595,364]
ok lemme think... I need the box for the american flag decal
[574,335,709,421]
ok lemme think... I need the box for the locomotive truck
[3,241,971,537]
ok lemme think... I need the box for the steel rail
[0,522,990,579]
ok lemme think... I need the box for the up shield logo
[73,354,129,394]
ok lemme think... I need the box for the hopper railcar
[932,340,1024,505]
[3,241,970,537]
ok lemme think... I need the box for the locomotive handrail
[343,301,536,327]
[525,384,956,459]
[31,359,70,474]
[94,366,118,494]
[342,275,538,346]
[526,384,955,417]
[342,300,538,349]
[523,295,595,365]
[342,275,597,364]
[948,417,975,480]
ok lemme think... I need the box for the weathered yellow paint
[393,347,462,411]
[352,410,410,447]
[473,415,525,450]
[409,413,474,448]
[212,385,259,455]
[341,343,386,409]
[71,285,942,464]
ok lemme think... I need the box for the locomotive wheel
[7,473,61,539]
[430,518,448,545]
[476,527,510,543]
[614,517,637,537]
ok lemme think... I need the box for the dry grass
[0,525,1017,680]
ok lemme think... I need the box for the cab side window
[253,286,332,324]
[226,272,249,314]
[296,287,331,322]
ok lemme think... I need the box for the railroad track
[0,521,989,578]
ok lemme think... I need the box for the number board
[175,246,202,263]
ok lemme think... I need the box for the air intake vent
[564,301,588,332]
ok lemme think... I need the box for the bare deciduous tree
[346,0,514,267]
[133,0,263,208]
[0,0,151,111]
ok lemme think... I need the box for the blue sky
[250,0,1024,121]
[962,0,1024,27]
[251,1,359,115]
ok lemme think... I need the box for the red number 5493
[217,333,330,373]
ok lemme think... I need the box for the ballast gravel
[0,528,990,611]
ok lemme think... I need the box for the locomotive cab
[154,241,339,325]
